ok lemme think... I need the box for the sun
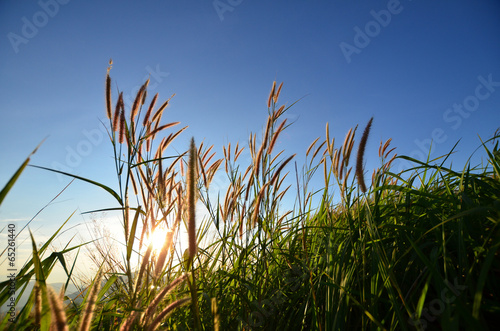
[147,225,172,253]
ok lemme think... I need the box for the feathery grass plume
[199,155,210,188]
[338,147,346,179]
[326,122,331,155]
[254,142,265,180]
[274,82,283,103]
[34,281,42,327]
[131,79,149,122]
[119,311,140,331]
[187,137,198,258]
[385,148,397,162]
[47,286,68,331]
[268,119,288,154]
[142,273,189,324]
[342,127,352,152]
[322,156,328,186]
[262,116,272,150]
[112,92,123,132]
[119,106,126,144]
[332,149,340,177]
[356,117,373,193]
[134,245,153,294]
[155,227,175,278]
[201,146,215,167]
[252,182,270,227]
[342,127,356,164]
[146,298,191,331]
[151,93,175,124]
[129,169,138,195]
[78,272,103,331]
[306,137,320,157]
[143,93,158,126]
[142,88,147,105]
[312,140,326,160]
[234,143,244,161]
[145,122,180,141]
[345,134,356,166]
[270,154,295,186]
[223,146,228,172]
[275,104,286,118]
[105,72,112,119]
[378,138,392,158]
[268,81,276,108]
[381,138,393,158]
[223,144,229,172]
[206,159,223,186]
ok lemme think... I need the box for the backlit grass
[1,64,499,330]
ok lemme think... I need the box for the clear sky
[1,0,499,281]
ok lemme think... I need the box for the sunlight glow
[147,225,172,253]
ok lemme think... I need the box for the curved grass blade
[0,140,44,206]
[29,165,123,206]
[80,206,145,216]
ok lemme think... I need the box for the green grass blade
[29,165,123,206]
[472,240,500,319]
[127,207,142,261]
[0,141,43,206]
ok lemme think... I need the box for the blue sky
[1,0,499,281]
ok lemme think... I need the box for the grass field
[1,66,499,330]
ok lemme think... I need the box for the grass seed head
[356,117,373,193]
[274,82,283,103]
[268,81,276,108]
[188,137,198,258]
[113,92,123,132]
[105,74,112,119]
[143,93,158,126]
[35,282,42,326]
[48,286,68,331]
[147,297,191,331]
[79,272,102,331]
[143,274,189,326]
[268,119,287,155]
[119,106,126,144]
